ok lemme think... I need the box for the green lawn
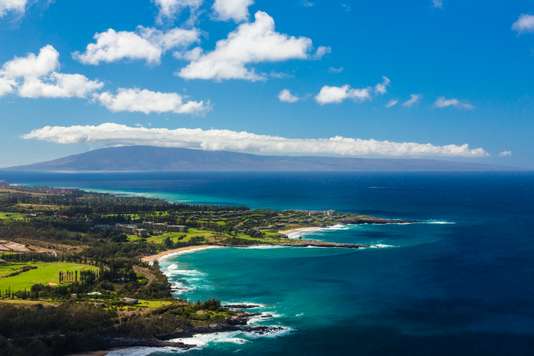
[126,227,289,247]
[0,262,99,292]
[225,233,288,245]
[261,230,285,238]
[0,212,26,222]
[133,299,174,309]
[15,203,62,212]
[0,264,23,278]
[128,228,219,244]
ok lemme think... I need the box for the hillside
[7,146,504,172]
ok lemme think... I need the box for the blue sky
[0,0,533,167]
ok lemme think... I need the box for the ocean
[2,171,534,355]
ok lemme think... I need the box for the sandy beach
[279,226,328,239]
[141,245,219,263]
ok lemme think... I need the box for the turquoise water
[2,172,534,355]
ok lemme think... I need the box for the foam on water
[246,326,294,339]
[223,302,266,309]
[164,264,206,277]
[107,346,187,356]
[237,245,286,250]
[393,219,456,225]
[422,220,456,225]
[247,311,283,325]
[369,243,396,249]
[172,331,249,348]
[286,224,352,239]
[162,262,210,295]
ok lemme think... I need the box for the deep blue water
[2,171,534,355]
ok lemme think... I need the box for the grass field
[15,203,62,211]
[127,227,289,247]
[0,262,99,292]
[125,299,175,309]
[0,212,26,222]
[128,228,219,244]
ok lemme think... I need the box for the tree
[163,236,174,249]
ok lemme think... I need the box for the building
[142,221,189,233]
[116,224,138,235]
[135,228,150,238]
[142,221,167,232]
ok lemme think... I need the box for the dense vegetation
[0,184,392,355]
[0,299,234,355]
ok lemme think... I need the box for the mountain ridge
[5,146,511,172]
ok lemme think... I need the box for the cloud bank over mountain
[23,123,488,158]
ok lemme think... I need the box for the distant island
[0,183,406,355]
[5,146,508,172]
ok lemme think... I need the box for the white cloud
[402,94,421,108]
[0,45,103,99]
[94,88,209,115]
[313,46,331,59]
[23,123,489,158]
[0,0,27,18]
[374,76,391,95]
[74,27,199,65]
[153,0,202,22]
[1,44,59,79]
[386,99,398,108]
[315,77,390,105]
[512,14,534,34]
[499,150,512,157]
[213,0,253,22]
[143,27,200,51]
[432,0,443,9]
[315,85,371,105]
[0,77,15,96]
[174,46,204,61]
[18,73,103,98]
[278,89,299,103]
[178,11,318,81]
[434,97,474,110]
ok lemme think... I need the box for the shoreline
[280,227,325,239]
[143,240,369,266]
[141,245,219,264]
[279,225,347,239]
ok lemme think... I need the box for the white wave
[246,326,293,339]
[369,243,396,249]
[237,245,285,250]
[107,346,187,356]
[166,263,179,270]
[325,224,351,231]
[247,311,282,325]
[162,263,209,295]
[223,302,266,309]
[382,219,455,226]
[285,224,351,239]
[169,280,193,294]
[423,220,456,225]
[165,268,205,277]
[107,326,292,355]
[172,331,248,348]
